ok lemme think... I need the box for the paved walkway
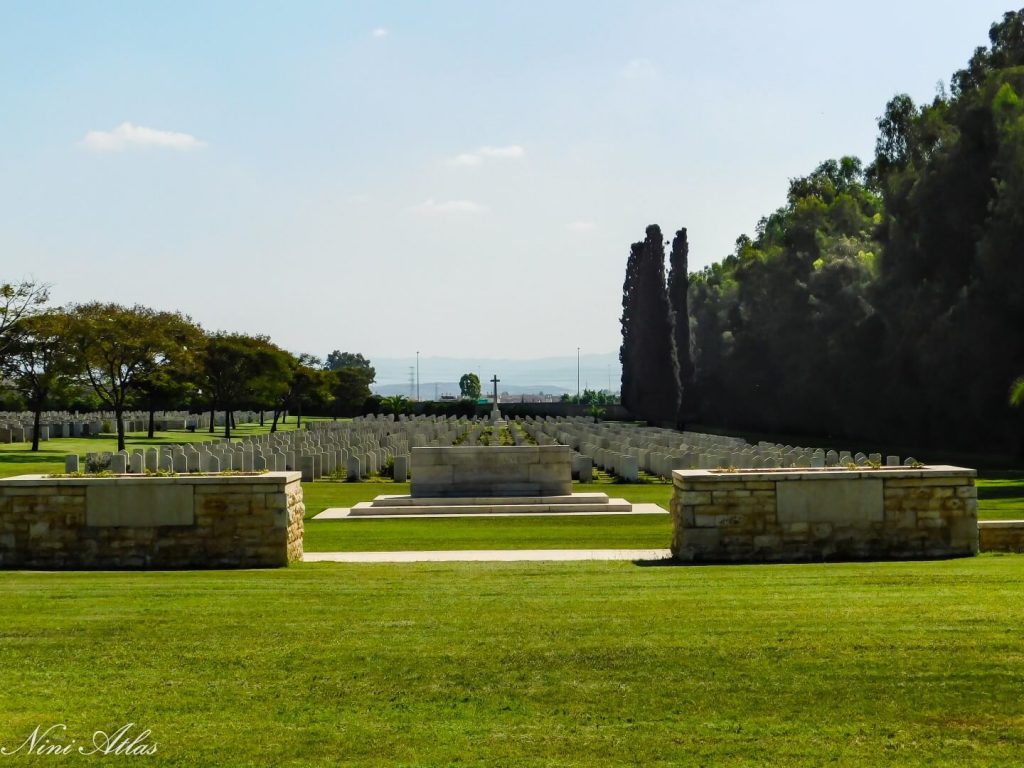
[303,548,672,563]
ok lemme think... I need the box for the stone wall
[0,472,304,569]
[978,520,1024,553]
[411,446,572,497]
[671,466,978,562]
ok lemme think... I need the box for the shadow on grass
[0,453,63,464]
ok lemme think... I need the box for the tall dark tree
[619,240,642,415]
[667,227,694,427]
[619,225,679,426]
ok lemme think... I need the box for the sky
[0,0,1015,365]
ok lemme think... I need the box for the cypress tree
[619,241,642,414]
[667,227,694,427]
[621,225,679,425]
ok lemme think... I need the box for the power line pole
[416,350,420,401]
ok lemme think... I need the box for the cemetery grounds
[1,424,1023,765]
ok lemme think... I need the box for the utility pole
[416,350,420,402]
[577,347,581,402]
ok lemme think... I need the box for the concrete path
[304,548,672,563]
[312,502,668,520]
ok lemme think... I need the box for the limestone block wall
[671,466,978,562]
[411,445,572,497]
[0,472,304,569]
[978,520,1024,553]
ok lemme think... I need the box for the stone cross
[490,374,500,405]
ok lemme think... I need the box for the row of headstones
[520,417,917,479]
[64,412,484,478]
[517,422,607,482]
[243,416,478,481]
[74,440,297,474]
[0,410,267,444]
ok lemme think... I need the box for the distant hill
[369,353,621,394]
[372,382,572,398]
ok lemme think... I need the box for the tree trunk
[271,409,280,434]
[209,403,216,433]
[230,410,236,429]
[147,399,156,439]
[297,402,302,428]
[115,404,126,452]
[31,403,41,452]
[260,410,265,427]
[224,405,231,440]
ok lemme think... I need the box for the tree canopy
[657,9,1024,453]
[459,373,481,400]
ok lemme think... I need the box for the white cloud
[450,144,525,166]
[619,58,658,82]
[80,122,206,152]
[412,198,488,214]
[451,153,482,167]
[372,27,389,38]
[567,220,596,232]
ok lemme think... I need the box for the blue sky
[0,1,1013,361]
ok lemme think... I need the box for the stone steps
[348,494,633,517]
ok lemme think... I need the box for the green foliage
[323,350,375,381]
[620,225,679,425]
[1011,377,1024,408]
[330,366,374,417]
[0,278,49,362]
[458,372,481,400]
[562,388,620,406]
[67,303,198,451]
[667,227,693,425]
[1,310,78,450]
[676,12,1024,453]
[379,394,410,415]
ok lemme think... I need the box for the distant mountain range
[372,382,573,398]
[369,353,621,396]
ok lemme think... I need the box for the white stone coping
[369,492,613,506]
[672,465,976,483]
[0,471,302,487]
[977,520,1024,528]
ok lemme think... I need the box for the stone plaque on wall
[776,479,884,525]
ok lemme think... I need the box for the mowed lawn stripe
[0,557,1023,765]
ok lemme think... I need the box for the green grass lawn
[302,481,671,552]
[302,477,1024,552]
[976,473,1024,520]
[2,557,1023,766]
[304,514,672,552]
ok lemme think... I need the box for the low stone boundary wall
[411,446,572,497]
[0,472,304,569]
[671,466,978,562]
[978,520,1024,553]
